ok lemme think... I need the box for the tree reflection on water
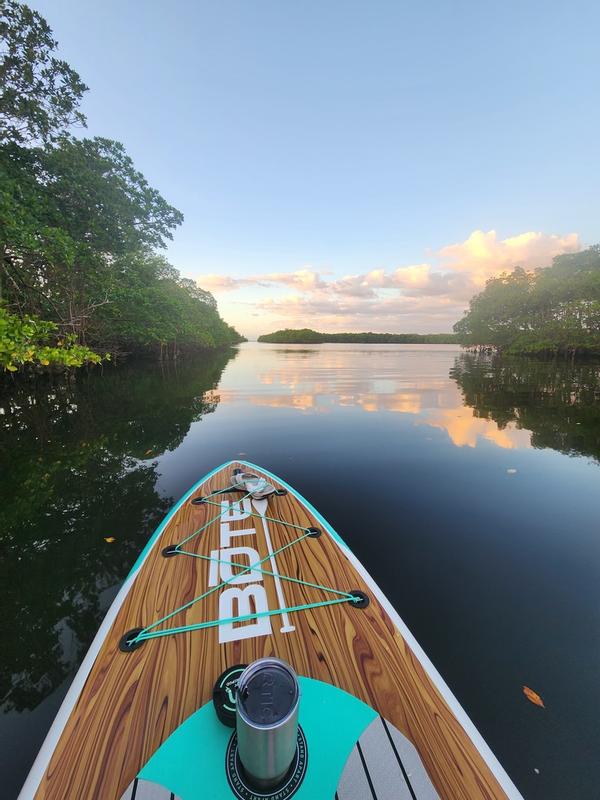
[0,350,237,713]
[450,353,600,462]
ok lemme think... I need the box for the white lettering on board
[220,498,252,521]
[218,584,272,643]
[219,522,257,548]
[208,546,262,586]
[212,497,293,644]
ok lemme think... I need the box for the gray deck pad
[336,716,440,800]
[120,778,181,799]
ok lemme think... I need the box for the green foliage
[454,246,600,356]
[0,0,88,144]
[1,137,183,323]
[258,328,458,344]
[88,251,245,355]
[0,304,103,370]
[0,1,243,369]
[42,136,184,251]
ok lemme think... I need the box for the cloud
[197,228,581,335]
[438,229,580,286]
[256,292,467,335]
[194,274,248,291]
[366,263,432,290]
[326,264,434,299]
[262,269,326,290]
[196,268,326,293]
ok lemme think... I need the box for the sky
[30,0,600,337]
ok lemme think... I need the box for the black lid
[212,664,247,727]
[237,662,298,725]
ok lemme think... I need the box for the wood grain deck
[32,462,511,799]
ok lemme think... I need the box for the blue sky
[30,0,599,336]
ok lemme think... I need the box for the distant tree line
[258,328,458,344]
[454,246,600,357]
[0,1,243,373]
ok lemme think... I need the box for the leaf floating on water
[145,449,153,456]
[523,685,545,708]
[506,468,517,474]
[104,536,116,543]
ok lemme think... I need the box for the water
[2,343,600,799]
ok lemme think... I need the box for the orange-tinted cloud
[197,229,581,335]
[197,268,327,293]
[438,229,580,287]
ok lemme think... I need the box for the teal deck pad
[139,676,377,799]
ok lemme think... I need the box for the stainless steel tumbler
[235,658,300,789]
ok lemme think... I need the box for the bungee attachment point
[349,590,370,609]
[161,544,179,558]
[119,628,146,653]
[190,485,240,505]
[213,664,248,728]
[305,526,322,538]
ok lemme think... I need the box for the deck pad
[21,461,521,800]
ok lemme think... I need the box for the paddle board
[19,461,523,800]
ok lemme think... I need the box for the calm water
[2,343,600,799]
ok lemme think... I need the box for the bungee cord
[123,475,363,650]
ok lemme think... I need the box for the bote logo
[209,498,294,643]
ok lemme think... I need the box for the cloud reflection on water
[216,344,531,451]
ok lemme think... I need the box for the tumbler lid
[236,658,299,727]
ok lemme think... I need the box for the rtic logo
[210,498,294,644]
